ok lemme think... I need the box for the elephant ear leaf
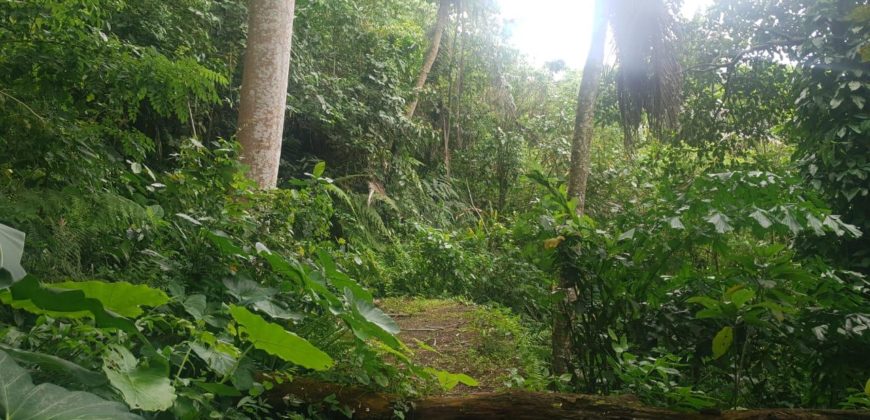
[229,305,333,371]
[0,223,26,286]
[102,346,176,412]
[0,350,141,420]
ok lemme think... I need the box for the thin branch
[0,90,46,122]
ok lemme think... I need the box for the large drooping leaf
[0,350,141,420]
[50,280,169,317]
[0,223,26,285]
[0,344,106,387]
[102,346,176,412]
[229,305,333,371]
[350,293,399,335]
[3,276,136,333]
[339,289,403,351]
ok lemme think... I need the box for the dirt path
[380,298,519,394]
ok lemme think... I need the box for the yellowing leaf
[543,236,565,250]
[712,326,733,360]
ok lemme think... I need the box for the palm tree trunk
[237,0,296,189]
[552,0,608,378]
[406,0,450,120]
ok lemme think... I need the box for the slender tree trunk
[406,0,450,120]
[237,0,296,189]
[552,0,608,378]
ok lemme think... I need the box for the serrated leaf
[706,212,732,233]
[806,214,825,236]
[229,305,333,370]
[712,326,733,360]
[102,346,176,412]
[780,210,802,235]
[0,350,141,420]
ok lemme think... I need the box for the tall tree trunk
[237,0,296,189]
[552,0,608,378]
[406,0,450,120]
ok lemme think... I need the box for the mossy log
[267,379,870,419]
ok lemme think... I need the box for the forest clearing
[1,0,869,418]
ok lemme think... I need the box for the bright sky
[498,0,713,68]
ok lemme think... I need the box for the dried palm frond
[609,0,683,150]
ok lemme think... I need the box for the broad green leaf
[712,326,733,360]
[865,378,870,397]
[206,230,247,256]
[312,161,326,178]
[224,277,275,304]
[0,350,141,420]
[103,346,176,412]
[350,292,399,335]
[51,280,169,318]
[668,216,685,230]
[317,249,372,302]
[729,289,755,308]
[193,381,242,397]
[184,294,207,320]
[229,305,333,371]
[424,368,478,391]
[190,342,236,376]
[686,296,719,310]
[0,343,106,387]
[4,276,136,333]
[2,280,167,320]
[0,223,26,285]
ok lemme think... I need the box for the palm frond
[610,0,683,149]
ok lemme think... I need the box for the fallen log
[267,379,870,419]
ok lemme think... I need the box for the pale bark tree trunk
[406,0,451,120]
[237,0,296,189]
[552,0,608,378]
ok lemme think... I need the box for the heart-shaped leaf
[0,350,141,419]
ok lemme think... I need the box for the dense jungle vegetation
[1,0,869,418]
